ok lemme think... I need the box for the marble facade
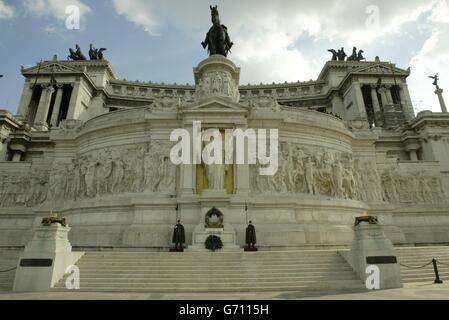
[0,54,448,249]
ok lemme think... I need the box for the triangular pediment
[353,63,410,76]
[22,62,83,75]
[182,96,250,113]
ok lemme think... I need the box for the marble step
[52,249,364,293]
[54,280,365,293]
[74,265,349,272]
[79,252,339,261]
[63,270,354,281]
[75,259,344,267]
[73,266,354,274]
[66,274,360,285]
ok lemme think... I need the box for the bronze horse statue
[202,6,233,57]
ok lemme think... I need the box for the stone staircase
[396,246,449,283]
[0,250,20,292]
[54,250,365,293]
[4,246,447,293]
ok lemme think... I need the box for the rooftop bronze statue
[68,44,86,61]
[331,46,365,62]
[429,74,439,89]
[202,5,233,57]
[347,47,358,61]
[337,47,347,61]
[357,49,365,61]
[89,44,107,60]
[328,49,338,61]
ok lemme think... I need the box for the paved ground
[0,282,448,300]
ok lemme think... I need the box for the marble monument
[1,45,449,250]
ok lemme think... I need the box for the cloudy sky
[0,0,448,114]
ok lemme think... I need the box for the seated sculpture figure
[68,44,86,61]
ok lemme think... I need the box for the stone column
[50,85,64,127]
[17,83,34,118]
[67,82,81,120]
[370,84,383,127]
[180,161,195,196]
[353,82,368,119]
[435,88,448,113]
[34,85,55,130]
[399,84,415,121]
[0,135,7,162]
[179,126,195,196]
[405,140,421,161]
[385,85,394,105]
[409,150,418,161]
[378,87,389,107]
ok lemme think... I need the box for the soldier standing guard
[245,221,257,251]
[172,220,185,251]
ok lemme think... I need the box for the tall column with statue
[429,74,447,113]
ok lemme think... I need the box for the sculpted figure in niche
[111,150,125,194]
[223,74,234,97]
[131,145,145,193]
[341,160,356,199]
[419,173,433,204]
[97,150,113,196]
[279,144,295,193]
[27,171,48,206]
[381,170,399,203]
[197,79,205,97]
[410,175,424,203]
[144,143,159,192]
[48,164,67,201]
[72,158,84,200]
[332,161,344,198]
[84,155,97,198]
[304,157,315,195]
[368,163,383,202]
[212,72,222,94]
[291,147,306,193]
[315,152,334,196]
[204,151,226,191]
[353,160,367,201]
[430,177,445,203]
[65,162,76,200]
[203,75,211,95]
[158,156,176,193]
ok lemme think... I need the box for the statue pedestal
[200,189,228,198]
[435,88,448,113]
[187,224,242,252]
[13,224,84,292]
[341,222,402,290]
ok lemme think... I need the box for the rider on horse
[202,6,234,57]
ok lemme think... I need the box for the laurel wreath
[205,235,223,251]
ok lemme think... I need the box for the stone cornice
[0,110,21,130]
[22,59,117,80]
[318,60,410,81]
[410,111,449,131]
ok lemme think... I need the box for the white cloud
[112,0,160,35]
[109,0,449,110]
[22,0,91,21]
[0,0,14,19]
[408,0,449,112]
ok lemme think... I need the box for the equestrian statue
[202,5,234,57]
